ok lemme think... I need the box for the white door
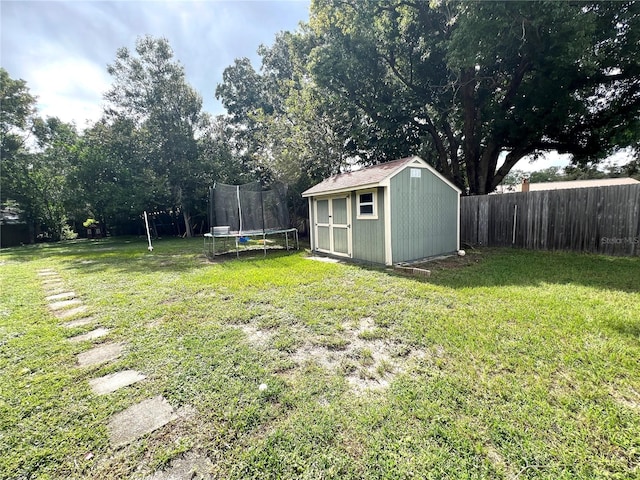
[313,195,352,257]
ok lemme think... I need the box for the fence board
[460,184,640,256]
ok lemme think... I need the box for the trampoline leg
[285,232,289,251]
[263,232,267,257]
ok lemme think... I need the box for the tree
[306,0,640,194]
[104,36,205,236]
[0,68,36,163]
[216,31,355,232]
[528,167,565,184]
[216,30,354,228]
[2,69,80,241]
[74,117,161,235]
[3,115,80,241]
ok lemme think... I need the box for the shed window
[357,190,377,219]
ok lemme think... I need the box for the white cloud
[26,57,111,128]
[518,152,572,172]
[504,149,634,175]
[2,0,310,126]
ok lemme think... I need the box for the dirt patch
[409,250,482,272]
[233,324,273,347]
[232,315,428,393]
[485,444,517,480]
[611,386,640,411]
[292,317,426,393]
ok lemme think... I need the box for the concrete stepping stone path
[89,370,146,395]
[44,284,65,293]
[37,266,191,469]
[62,316,96,328]
[69,327,110,343]
[55,305,88,319]
[46,291,76,301]
[37,270,58,277]
[77,342,125,367]
[108,396,178,447]
[49,298,83,310]
[146,452,213,480]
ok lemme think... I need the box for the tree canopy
[308,0,640,194]
[104,35,206,236]
[217,0,640,195]
[1,38,247,243]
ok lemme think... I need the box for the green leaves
[300,1,640,194]
[104,36,207,236]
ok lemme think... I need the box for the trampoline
[205,181,298,258]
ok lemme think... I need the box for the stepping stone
[45,287,67,296]
[146,452,213,480]
[89,370,146,395]
[37,271,58,277]
[46,291,76,301]
[49,298,83,310]
[108,396,178,447]
[77,342,124,367]
[62,316,96,328]
[55,305,88,319]
[69,327,110,343]
[42,277,62,284]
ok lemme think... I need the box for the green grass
[1,237,639,479]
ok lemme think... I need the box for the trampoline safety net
[209,181,290,233]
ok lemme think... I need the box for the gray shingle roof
[302,157,416,196]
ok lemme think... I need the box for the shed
[302,156,461,265]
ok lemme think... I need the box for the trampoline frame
[204,228,299,258]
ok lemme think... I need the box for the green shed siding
[351,187,386,264]
[390,168,458,263]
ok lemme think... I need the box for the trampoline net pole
[237,185,242,235]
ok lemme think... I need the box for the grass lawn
[1,238,639,479]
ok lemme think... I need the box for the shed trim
[384,183,392,265]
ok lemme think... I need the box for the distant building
[497,177,640,194]
[0,205,30,247]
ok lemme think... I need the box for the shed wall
[390,168,459,262]
[351,187,386,264]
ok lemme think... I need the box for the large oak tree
[307,0,640,194]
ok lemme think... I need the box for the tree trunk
[28,221,36,244]
[461,68,482,194]
[182,209,193,238]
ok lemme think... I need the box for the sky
[1,0,310,127]
[1,0,630,173]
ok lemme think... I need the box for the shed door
[313,195,352,257]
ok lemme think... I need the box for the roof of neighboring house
[517,177,640,192]
[302,156,460,197]
[0,206,25,225]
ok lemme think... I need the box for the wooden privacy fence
[460,184,640,256]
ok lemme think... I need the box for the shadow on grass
[4,239,637,293]
[1,235,302,275]
[395,248,640,294]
